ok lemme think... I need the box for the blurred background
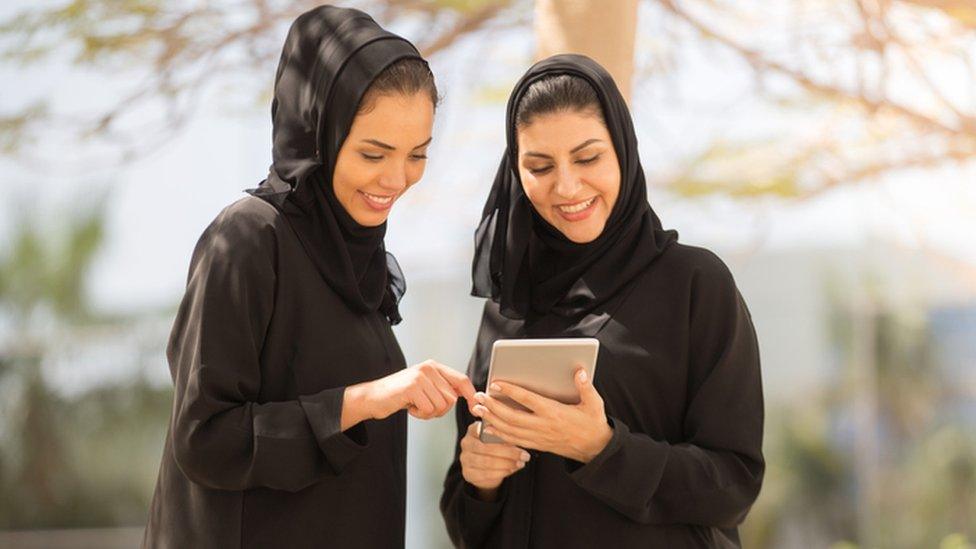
[1,0,974,547]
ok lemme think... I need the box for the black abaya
[143,5,426,548]
[441,55,764,548]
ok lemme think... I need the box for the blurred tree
[2,0,973,198]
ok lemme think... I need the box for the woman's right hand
[460,421,529,501]
[343,360,477,428]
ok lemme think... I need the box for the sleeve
[167,206,368,493]
[566,253,765,528]
[440,312,510,548]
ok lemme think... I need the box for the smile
[554,196,598,221]
[359,190,395,211]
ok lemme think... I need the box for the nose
[553,164,582,200]
[378,160,408,193]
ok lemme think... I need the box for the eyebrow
[361,137,433,151]
[523,138,604,159]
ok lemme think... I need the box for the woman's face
[516,109,620,244]
[332,91,434,227]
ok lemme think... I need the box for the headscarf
[247,5,426,325]
[472,54,678,320]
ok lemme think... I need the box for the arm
[568,256,765,527]
[168,210,368,493]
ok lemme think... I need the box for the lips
[554,196,598,221]
[359,190,395,211]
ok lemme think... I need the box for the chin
[353,210,390,227]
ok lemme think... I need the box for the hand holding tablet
[470,338,613,464]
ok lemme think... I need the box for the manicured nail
[517,461,525,468]
[579,370,588,382]
[520,451,530,461]
[474,392,486,403]
[473,405,485,416]
[483,427,494,435]
[490,383,501,392]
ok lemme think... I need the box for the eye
[360,152,384,162]
[528,165,553,175]
[576,154,600,165]
[409,153,428,161]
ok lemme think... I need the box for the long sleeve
[568,253,765,528]
[167,209,368,493]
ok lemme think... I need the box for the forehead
[348,92,434,141]
[516,110,610,152]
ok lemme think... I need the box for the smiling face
[516,109,621,243]
[332,91,435,227]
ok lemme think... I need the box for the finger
[407,405,432,420]
[480,424,536,451]
[418,374,450,415]
[474,406,538,442]
[469,441,531,463]
[470,453,524,471]
[479,395,544,430]
[574,367,601,408]
[490,381,550,412]
[409,386,436,416]
[434,363,478,403]
[427,369,460,409]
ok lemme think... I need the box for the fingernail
[490,383,501,392]
[474,392,485,403]
[520,451,530,461]
[579,370,588,382]
[483,427,493,435]
[517,461,525,468]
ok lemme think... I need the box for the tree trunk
[534,0,639,102]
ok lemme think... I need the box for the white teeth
[557,197,596,214]
[362,192,393,204]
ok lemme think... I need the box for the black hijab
[472,54,678,320]
[247,5,425,325]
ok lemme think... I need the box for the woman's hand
[343,360,476,429]
[471,368,612,463]
[459,422,529,501]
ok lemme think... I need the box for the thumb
[574,367,599,407]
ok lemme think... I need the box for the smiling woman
[333,90,434,226]
[141,6,475,549]
[442,55,764,549]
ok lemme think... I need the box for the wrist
[579,421,613,463]
[342,383,374,430]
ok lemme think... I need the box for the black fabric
[246,5,423,325]
[143,197,408,548]
[471,54,678,320]
[443,55,764,548]
[143,6,420,547]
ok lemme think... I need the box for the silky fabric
[143,6,425,547]
[471,54,678,320]
[246,5,422,324]
[443,55,764,548]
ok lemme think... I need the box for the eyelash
[528,154,600,175]
[360,153,428,162]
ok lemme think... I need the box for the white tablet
[479,338,599,443]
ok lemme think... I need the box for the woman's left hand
[471,368,613,464]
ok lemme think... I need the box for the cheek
[592,166,621,211]
[406,160,427,186]
[519,173,551,208]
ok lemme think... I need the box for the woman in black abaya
[143,6,475,548]
[440,54,765,548]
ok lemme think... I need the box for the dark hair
[358,57,439,113]
[515,74,603,127]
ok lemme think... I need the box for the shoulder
[656,243,736,288]
[192,196,283,268]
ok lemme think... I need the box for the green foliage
[0,197,107,321]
